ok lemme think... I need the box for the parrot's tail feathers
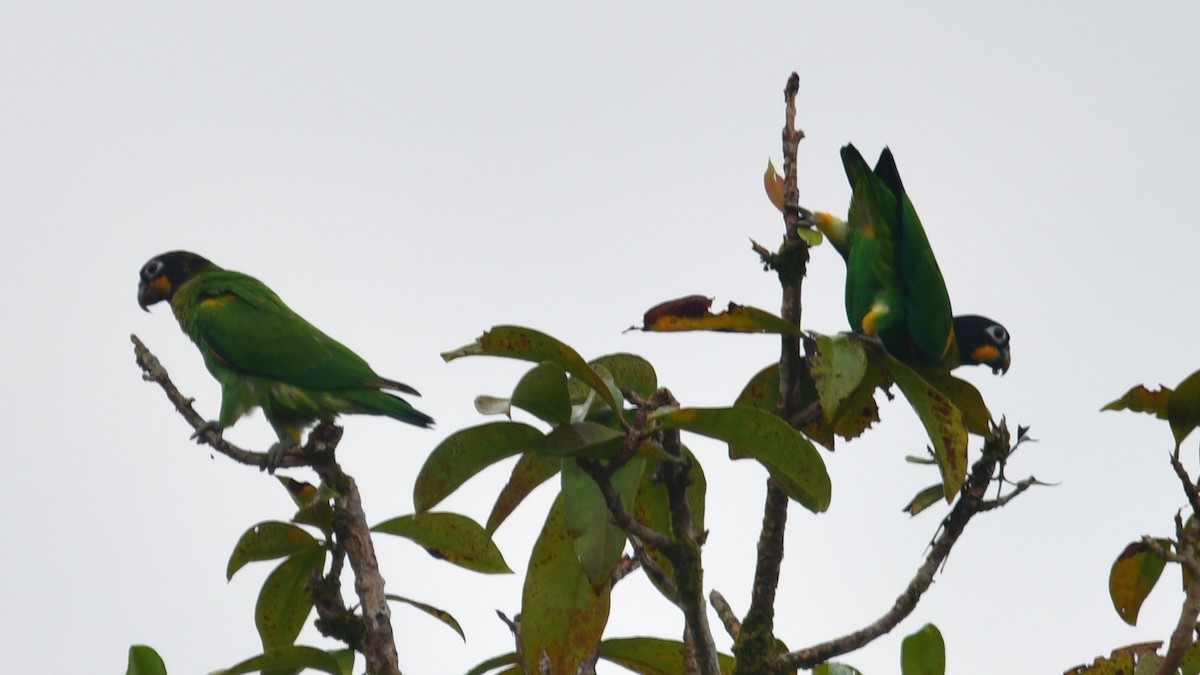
[344,389,435,428]
[379,393,435,428]
[375,377,421,397]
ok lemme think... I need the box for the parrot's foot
[265,440,298,474]
[191,421,223,444]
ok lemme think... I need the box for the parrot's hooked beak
[138,276,171,311]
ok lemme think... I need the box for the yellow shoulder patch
[200,293,239,309]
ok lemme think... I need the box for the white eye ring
[143,260,164,277]
[986,325,1008,344]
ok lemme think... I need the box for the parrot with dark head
[813,144,1011,374]
[138,250,433,469]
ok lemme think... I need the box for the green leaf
[734,363,779,413]
[512,362,572,425]
[521,495,611,675]
[1110,540,1168,625]
[1182,639,1200,675]
[255,548,325,650]
[590,353,658,400]
[220,646,345,675]
[796,227,824,246]
[413,422,545,513]
[900,623,945,675]
[443,325,622,420]
[385,594,465,641]
[813,663,865,675]
[544,420,629,459]
[652,407,830,513]
[125,645,167,675]
[487,451,562,533]
[1170,369,1200,449]
[227,521,321,581]
[902,483,945,517]
[464,653,520,675]
[914,367,992,436]
[562,458,645,588]
[372,512,511,574]
[1135,651,1165,675]
[597,637,736,675]
[879,353,968,500]
[641,298,800,335]
[810,334,868,423]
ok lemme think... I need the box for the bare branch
[131,334,307,471]
[776,422,1032,670]
[710,590,741,640]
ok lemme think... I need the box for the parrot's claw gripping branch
[132,334,310,472]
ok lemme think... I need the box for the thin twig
[131,334,307,470]
[775,423,1029,670]
[709,590,741,640]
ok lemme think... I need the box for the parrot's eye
[143,260,164,278]
[986,325,1008,344]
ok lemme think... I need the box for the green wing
[841,144,905,340]
[872,149,957,367]
[188,270,392,391]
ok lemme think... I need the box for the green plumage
[815,144,1011,374]
[138,251,432,466]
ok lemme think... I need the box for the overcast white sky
[3,3,1199,673]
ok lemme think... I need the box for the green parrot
[138,250,433,469]
[813,144,1011,374]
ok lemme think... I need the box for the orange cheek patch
[150,276,172,295]
[971,345,1000,365]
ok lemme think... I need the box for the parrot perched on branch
[814,144,1011,374]
[137,250,433,469]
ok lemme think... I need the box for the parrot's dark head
[953,315,1011,375]
[138,250,214,311]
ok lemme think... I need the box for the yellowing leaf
[522,495,611,675]
[487,451,562,533]
[443,326,622,421]
[653,406,830,513]
[386,594,466,641]
[373,512,511,574]
[1109,540,1168,626]
[227,521,321,581]
[764,160,787,212]
[1102,384,1172,419]
[255,548,324,650]
[880,353,968,500]
[598,637,736,675]
[413,422,545,513]
[640,297,800,335]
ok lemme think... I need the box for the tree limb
[775,422,1029,670]
[133,335,402,675]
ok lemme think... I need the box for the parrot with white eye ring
[137,250,433,470]
[813,144,1011,374]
